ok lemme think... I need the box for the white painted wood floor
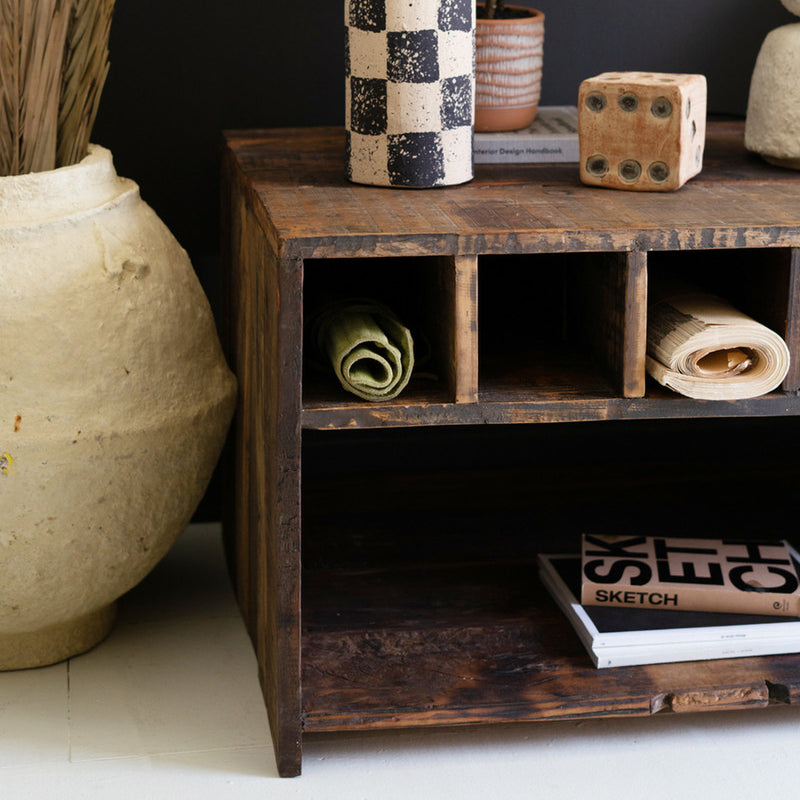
[2,523,799,799]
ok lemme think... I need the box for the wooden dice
[578,72,707,191]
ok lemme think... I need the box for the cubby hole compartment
[302,256,459,409]
[299,420,800,732]
[477,252,646,402]
[646,247,800,394]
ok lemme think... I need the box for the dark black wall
[90,1,796,519]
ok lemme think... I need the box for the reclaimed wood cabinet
[222,122,800,777]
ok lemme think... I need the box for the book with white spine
[473,105,579,164]
[538,547,800,669]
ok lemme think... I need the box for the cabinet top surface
[223,122,800,259]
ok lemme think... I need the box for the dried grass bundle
[57,0,114,168]
[0,0,114,176]
[0,0,70,175]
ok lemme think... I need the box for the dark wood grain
[299,446,800,730]
[222,180,305,776]
[437,255,479,403]
[223,123,800,261]
[257,246,304,778]
[301,390,800,430]
[576,251,647,397]
[783,249,800,391]
[221,122,800,776]
[301,559,800,730]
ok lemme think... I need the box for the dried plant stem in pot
[0,0,71,175]
[57,0,114,168]
[0,0,114,176]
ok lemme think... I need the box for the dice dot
[648,161,670,183]
[586,155,610,176]
[619,159,642,182]
[691,119,697,139]
[686,98,692,118]
[585,92,606,113]
[618,93,639,112]
[651,97,673,118]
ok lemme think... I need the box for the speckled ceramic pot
[345,0,475,187]
[0,146,236,670]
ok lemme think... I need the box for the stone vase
[345,0,475,187]
[475,6,544,132]
[745,0,800,168]
[0,146,237,670]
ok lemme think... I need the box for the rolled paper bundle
[646,287,790,400]
[313,299,415,401]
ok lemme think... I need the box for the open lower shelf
[299,422,800,732]
[301,558,800,732]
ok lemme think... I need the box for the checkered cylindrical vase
[345,0,475,187]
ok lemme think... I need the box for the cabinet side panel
[259,245,304,777]
[231,196,304,777]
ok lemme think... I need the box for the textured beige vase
[0,146,237,670]
[475,6,544,132]
[745,1,800,168]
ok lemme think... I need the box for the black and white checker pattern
[345,0,474,187]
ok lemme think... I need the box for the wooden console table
[222,122,800,777]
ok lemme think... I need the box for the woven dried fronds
[0,0,114,176]
[0,0,72,176]
[0,0,19,175]
[57,0,114,168]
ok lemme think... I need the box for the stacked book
[473,105,579,164]
[538,534,800,668]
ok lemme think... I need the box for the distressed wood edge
[227,191,305,776]
[427,255,479,403]
[652,682,771,714]
[221,135,286,260]
[451,255,479,403]
[623,251,648,398]
[303,679,794,731]
[260,251,304,777]
[300,391,800,430]
[782,248,800,392]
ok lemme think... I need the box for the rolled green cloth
[312,299,415,401]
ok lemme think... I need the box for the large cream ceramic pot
[0,146,236,670]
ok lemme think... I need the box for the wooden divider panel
[578,251,647,397]
[433,255,479,403]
